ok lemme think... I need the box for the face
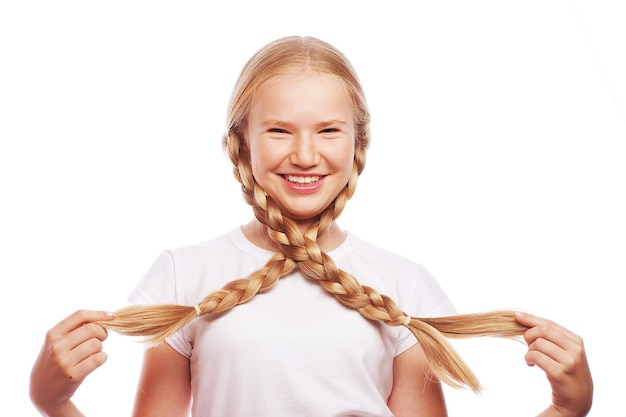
[246,71,355,223]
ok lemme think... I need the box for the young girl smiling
[30,36,593,417]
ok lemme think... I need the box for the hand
[515,312,593,417]
[30,310,114,416]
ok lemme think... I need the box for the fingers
[51,309,114,336]
[50,310,114,375]
[44,311,112,371]
[30,309,115,414]
[514,311,593,416]
[64,337,109,382]
[515,311,578,341]
[514,312,583,363]
[53,326,108,366]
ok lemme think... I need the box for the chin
[284,209,326,222]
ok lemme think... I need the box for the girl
[30,36,593,417]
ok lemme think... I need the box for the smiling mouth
[285,175,321,184]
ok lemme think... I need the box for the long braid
[100,132,527,393]
[101,252,296,343]
[99,36,530,393]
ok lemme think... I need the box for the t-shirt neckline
[229,225,357,261]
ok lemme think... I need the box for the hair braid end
[97,304,198,344]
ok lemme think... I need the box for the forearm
[536,405,589,417]
[34,401,86,417]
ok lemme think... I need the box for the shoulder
[166,231,235,262]
[168,226,271,263]
[340,233,457,317]
[341,233,430,278]
[129,228,265,305]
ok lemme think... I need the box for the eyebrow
[259,119,349,129]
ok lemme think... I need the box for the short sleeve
[127,250,178,305]
[126,251,193,357]
[395,264,458,356]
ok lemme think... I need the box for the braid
[242,161,527,392]
[94,37,532,394]
[101,252,296,343]
[100,145,528,392]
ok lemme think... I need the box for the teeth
[286,175,320,184]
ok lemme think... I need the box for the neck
[242,218,346,253]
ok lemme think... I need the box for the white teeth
[286,175,320,184]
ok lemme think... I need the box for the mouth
[284,175,321,185]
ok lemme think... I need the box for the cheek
[338,143,356,171]
[249,154,262,183]
[248,144,273,185]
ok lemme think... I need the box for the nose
[289,133,320,167]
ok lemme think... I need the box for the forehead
[259,68,346,88]
[249,70,353,116]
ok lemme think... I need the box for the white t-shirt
[129,227,457,417]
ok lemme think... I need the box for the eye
[319,127,341,134]
[268,128,289,134]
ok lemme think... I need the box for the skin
[29,310,113,417]
[131,343,191,417]
[246,70,356,229]
[29,69,593,417]
[388,343,449,417]
[515,312,593,417]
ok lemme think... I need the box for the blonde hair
[99,36,528,392]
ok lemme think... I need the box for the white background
[1,1,624,416]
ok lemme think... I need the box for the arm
[515,312,593,417]
[387,343,449,417]
[131,341,192,417]
[30,310,113,417]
